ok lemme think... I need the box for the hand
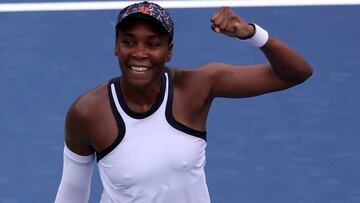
[211,7,254,39]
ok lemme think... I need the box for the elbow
[286,62,313,84]
[298,62,313,83]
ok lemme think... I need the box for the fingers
[210,7,225,27]
[210,7,248,38]
[211,7,229,30]
[211,24,221,33]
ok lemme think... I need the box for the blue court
[1,2,360,203]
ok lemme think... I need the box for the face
[115,19,173,89]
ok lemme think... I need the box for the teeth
[130,66,150,72]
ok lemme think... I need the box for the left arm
[260,36,313,84]
[203,7,313,98]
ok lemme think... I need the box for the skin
[64,7,313,157]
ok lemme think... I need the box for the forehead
[117,18,169,39]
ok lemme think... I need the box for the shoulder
[65,81,109,154]
[170,63,217,81]
[170,63,236,89]
[168,64,229,102]
[69,81,109,120]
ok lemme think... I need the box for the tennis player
[55,1,313,202]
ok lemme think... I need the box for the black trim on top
[96,77,126,162]
[114,74,166,119]
[164,68,207,141]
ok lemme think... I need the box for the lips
[129,65,151,73]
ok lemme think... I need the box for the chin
[122,73,157,89]
[130,78,153,89]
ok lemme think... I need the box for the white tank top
[96,69,210,203]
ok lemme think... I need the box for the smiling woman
[115,19,172,90]
[116,19,171,89]
[53,1,313,202]
[113,2,173,96]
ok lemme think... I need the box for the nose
[130,44,149,59]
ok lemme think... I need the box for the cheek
[116,46,129,57]
[115,45,170,65]
[153,50,171,64]
[116,50,132,66]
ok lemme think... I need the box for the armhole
[96,77,126,162]
[164,68,207,141]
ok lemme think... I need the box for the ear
[165,43,173,62]
[114,46,119,56]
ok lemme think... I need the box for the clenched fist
[211,7,255,39]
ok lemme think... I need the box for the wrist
[238,23,255,40]
[242,23,269,48]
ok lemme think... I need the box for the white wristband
[244,24,269,48]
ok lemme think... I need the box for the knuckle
[229,15,238,22]
[223,6,232,14]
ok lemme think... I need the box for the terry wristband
[244,23,269,48]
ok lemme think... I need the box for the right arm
[55,99,95,203]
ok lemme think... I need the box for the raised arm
[203,7,312,98]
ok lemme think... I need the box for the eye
[121,39,136,47]
[147,41,160,48]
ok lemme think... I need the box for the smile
[130,66,150,72]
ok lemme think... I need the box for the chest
[98,122,207,189]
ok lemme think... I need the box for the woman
[55,1,313,202]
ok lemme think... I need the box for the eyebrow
[119,32,163,40]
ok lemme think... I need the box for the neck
[120,75,163,113]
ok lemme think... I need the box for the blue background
[0,4,360,203]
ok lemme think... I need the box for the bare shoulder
[170,63,242,92]
[171,66,206,93]
[170,63,222,86]
[70,82,109,117]
[169,64,227,103]
[65,81,109,155]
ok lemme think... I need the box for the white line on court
[0,0,359,12]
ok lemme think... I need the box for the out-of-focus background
[1,1,359,202]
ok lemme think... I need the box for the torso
[93,69,210,202]
[81,67,212,153]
